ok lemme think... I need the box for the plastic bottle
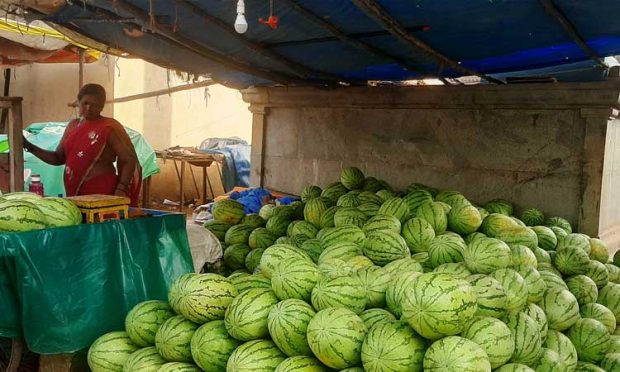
[29,174,44,196]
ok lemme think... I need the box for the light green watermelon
[423,336,491,371]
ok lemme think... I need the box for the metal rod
[539,0,606,68]
[350,0,504,84]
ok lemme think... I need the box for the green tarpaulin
[0,212,192,354]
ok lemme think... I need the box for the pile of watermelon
[0,192,81,231]
[88,167,620,372]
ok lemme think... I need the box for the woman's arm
[22,122,73,166]
[107,123,138,196]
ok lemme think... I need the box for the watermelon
[299,239,323,263]
[333,207,368,228]
[377,197,410,223]
[375,189,395,203]
[266,215,291,237]
[340,167,365,190]
[544,329,577,372]
[610,335,620,353]
[534,247,551,264]
[230,273,271,294]
[433,262,471,278]
[0,191,42,202]
[574,362,605,371]
[168,273,238,323]
[580,303,617,334]
[510,245,538,268]
[318,241,362,265]
[359,308,397,330]
[271,258,321,301]
[590,238,610,263]
[347,255,374,270]
[155,316,198,362]
[385,271,422,318]
[423,336,491,371]
[358,191,383,205]
[248,228,276,250]
[523,303,548,343]
[88,331,140,372]
[567,318,611,363]
[597,282,620,320]
[259,244,311,279]
[461,316,515,368]
[615,251,620,266]
[427,232,466,268]
[489,269,527,312]
[481,213,518,236]
[287,220,318,239]
[565,275,598,305]
[540,289,580,331]
[274,356,328,372]
[601,353,620,372]
[520,208,544,226]
[549,225,568,240]
[157,362,201,372]
[503,311,542,365]
[531,348,564,372]
[516,266,546,303]
[125,300,175,347]
[435,190,467,207]
[259,204,276,220]
[467,274,508,318]
[320,182,348,205]
[608,264,620,283]
[415,201,448,234]
[558,233,591,253]
[275,237,292,245]
[405,182,438,196]
[36,197,81,227]
[306,307,367,369]
[212,199,245,224]
[224,244,251,270]
[0,200,48,232]
[123,346,165,372]
[401,272,477,339]
[400,217,435,253]
[190,320,240,372]
[337,193,361,208]
[545,216,572,233]
[553,245,590,276]
[224,288,278,341]
[361,321,425,372]
[495,226,539,250]
[448,202,482,234]
[318,225,365,246]
[301,185,322,202]
[381,257,423,277]
[485,199,513,216]
[318,259,353,279]
[494,364,534,372]
[531,226,558,251]
[226,339,285,371]
[241,214,265,228]
[363,214,401,235]
[268,299,315,357]
[204,220,233,241]
[403,188,433,210]
[311,275,366,314]
[272,206,297,220]
[463,237,511,274]
[352,266,390,308]
[318,206,339,228]
[363,231,410,266]
[362,177,384,193]
[245,248,265,272]
[539,270,568,291]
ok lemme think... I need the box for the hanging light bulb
[234,0,248,34]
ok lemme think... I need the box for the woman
[23,84,141,205]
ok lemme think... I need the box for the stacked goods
[90,166,620,372]
[0,192,82,231]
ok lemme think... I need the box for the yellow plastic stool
[66,194,131,224]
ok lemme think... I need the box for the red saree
[62,117,141,206]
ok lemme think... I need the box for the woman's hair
[78,83,106,103]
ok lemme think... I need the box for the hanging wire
[148,0,156,30]
[173,0,180,32]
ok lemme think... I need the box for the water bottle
[29,174,44,196]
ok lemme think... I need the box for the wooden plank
[8,97,23,192]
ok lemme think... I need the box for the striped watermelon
[204,220,233,241]
[362,214,401,235]
[464,232,487,245]
[301,185,322,202]
[503,311,542,365]
[37,197,82,227]
[226,340,285,371]
[415,201,448,234]
[531,226,558,251]
[381,257,423,277]
[403,189,434,212]
[299,239,323,263]
[405,182,438,196]
[123,346,165,372]
[476,206,490,220]
[558,233,591,253]
[272,206,297,220]
[423,336,491,372]
[493,364,535,371]
[155,316,198,362]
[337,193,361,208]
[574,362,605,371]
[461,316,515,368]
[545,216,572,233]
[553,245,590,276]
[358,191,383,205]
[401,217,435,253]
[359,308,397,330]
[531,348,564,372]
[266,215,291,237]
[318,206,339,228]
[427,232,466,268]
[539,270,568,291]
[540,289,580,331]
[274,356,328,372]
[466,274,508,318]
[248,228,276,250]
[516,266,546,303]
[168,274,238,323]
[375,189,395,203]
[448,202,482,235]
[362,177,384,193]
[601,354,620,372]
[190,320,240,372]
[607,264,620,283]
[566,275,598,306]
[212,199,245,224]
[523,303,548,343]
[511,217,526,227]
[549,225,568,241]
[352,266,390,308]
[485,199,513,216]
[157,362,201,372]
[385,271,422,318]
[401,273,477,339]
[306,307,367,369]
[287,220,318,239]
[224,288,278,341]
[267,299,315,357]
[510,245,538,268]
[259,204,276,220]
[259,244,311,279]
[597,282,620,320]
[489,269,527,312]
[357,202,380,218]
[590,238,610,263]
[0,200,48,232]
[88,331,139,372]
[0,191,42,202]
[311,275,367,314]
[567,318,611,363]
[271,258,321,301]
[290,234,310,248]
[334,207,368,228]
[245,248,265,272]
[361,321,425,372]
[377,197,410,223]
[275,237,292,245]
[611,335,620,353]
[544,329,577,372]
[520,208,544,226]
[363,231,410,266]
[320,182,348,205]
[241,214,265,228]
[125,300,175,347]
[347,255,374,270]
[463,237,511,274]
[340,167,365,190]
[318,259,353,279]
[495,226,538,250]
[224,244,251,270]
[435,190,467,207]
[318,241,362,265]
[433,262,472,278]
[230,272,270,291]
[481,213,518,236]
[318,225,365,246]
[580,303,617,334]
[534,247,551,264]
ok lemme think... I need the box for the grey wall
[243,82,620,239]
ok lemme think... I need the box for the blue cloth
[199,138,251,192]
[218,188,272,214]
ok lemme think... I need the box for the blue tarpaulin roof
[38,1,620,87]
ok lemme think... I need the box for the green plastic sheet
[0,212,193,354]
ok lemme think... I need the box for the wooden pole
[7,97,24,192]
[78,50,85,89]
[0,69,11,133]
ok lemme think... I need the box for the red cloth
[62,117,141,206]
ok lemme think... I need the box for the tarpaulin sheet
[0,212,193,354]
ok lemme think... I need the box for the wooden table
[155,150,225,211]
